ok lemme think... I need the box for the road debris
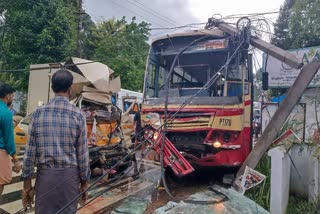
[155,185,269,214]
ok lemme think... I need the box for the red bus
[140,29,253,176]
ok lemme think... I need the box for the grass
[245,155,319,213]
[286,196,318,214]
[245,155,271,210]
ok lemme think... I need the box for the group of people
[0,69,90,214]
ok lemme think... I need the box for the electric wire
[19,125,152,213]
[124,0,178,27]
[27,16,256,213]
[0,38,231,73]
[21,16,270,212]
[161,30,247,201]
[57,32,246,213]
[161,35,212,199]
[0,11,281,73]
[150,22,207,31]
[1,1,310,209]
[109,0,167,28]
[58,96,213,213]
[126,0,180,26]
[19,106,161,212]
[72,144,155,213]
[13,11,320,211]
[16,33,246,213]
[55,136,148,214]
[16,157,101,213]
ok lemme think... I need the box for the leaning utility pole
[207,18,320,190]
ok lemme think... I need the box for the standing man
[0,84,21,195]
[21,69,90,213]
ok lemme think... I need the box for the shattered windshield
[145,54,248,99]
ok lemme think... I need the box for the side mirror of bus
[262,72,268,91]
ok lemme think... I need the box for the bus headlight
[213,141,222,148]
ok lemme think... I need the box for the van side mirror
[262,72,268,91]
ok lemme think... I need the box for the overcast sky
[83,0,286,70]
[84,0,284,31]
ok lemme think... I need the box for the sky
[83,0,286,70]
[84,0,284,31]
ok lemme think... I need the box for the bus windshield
[144,37,249,99]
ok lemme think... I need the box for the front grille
[163,114,212,130]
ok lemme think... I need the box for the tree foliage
[0,0,150,92]
[269,0,320,97]
[0,0,78,90]
[80,13,96,59]
[289,0,320,48]
[271,0,295,49]
[90,17,150,91]
[272,0,320,49]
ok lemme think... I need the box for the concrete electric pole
[207,18,320,190]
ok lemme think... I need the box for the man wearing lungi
[0,84,22,195]
[21,69,90,213]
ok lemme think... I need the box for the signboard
[190,39,227,51]
[265,46,320,88]
[240,166,266,194]
[272,129,301,145]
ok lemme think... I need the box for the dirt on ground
[144,167,235,213]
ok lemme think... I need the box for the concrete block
[289,144,320,202]
[268,146,291,214]
[308,154,320,203]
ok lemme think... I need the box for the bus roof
[152,29,225,43]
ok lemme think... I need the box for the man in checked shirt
[21,69,90,214]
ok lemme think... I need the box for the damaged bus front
[140,29,253,176]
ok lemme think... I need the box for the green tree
[91,17,150,91]
[270,0,320,97]
[272,0,320,49]
[271,0,295,49]
[0,0,78,90]
[289,0,320,48]
[81,13,96,59]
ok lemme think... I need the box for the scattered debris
[155,185,269,214]
[111,196,149,214]
[239,166,266,195]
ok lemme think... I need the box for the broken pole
[234,62,320,189]
[207,18,304,70]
